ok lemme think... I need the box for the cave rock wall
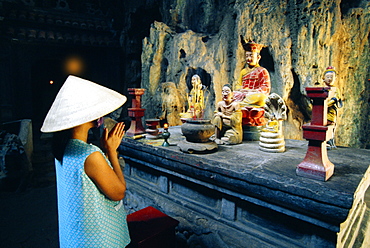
[140,0,370,148]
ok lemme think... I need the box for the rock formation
[137,0,369,148]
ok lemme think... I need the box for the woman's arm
[84,122,126,201]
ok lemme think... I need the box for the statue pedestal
[241,107,266,141]
[296,87,334,181]
[126,88,146,137]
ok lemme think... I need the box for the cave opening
[289,68,312,122]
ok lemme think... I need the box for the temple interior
[0,0,369,247]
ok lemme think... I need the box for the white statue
[259,93,287,153]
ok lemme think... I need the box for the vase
[181,119,214,143]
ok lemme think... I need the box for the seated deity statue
[211,84,243,145]
[180,74,206,119]
[321,66,343,149]
[233,36,271,109]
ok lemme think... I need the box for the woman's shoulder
[68,139,102,154]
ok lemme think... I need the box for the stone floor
[0,184,58,247]
[0,131,58,248]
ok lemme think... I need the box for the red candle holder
[296,87,335,181]
[145,119,160,139]
[126,88,146,137]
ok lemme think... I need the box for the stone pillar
[126,88,146,137]
[296,87,335,181]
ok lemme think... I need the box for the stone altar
[119,126,370,248]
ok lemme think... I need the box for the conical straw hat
[41,75,127,133]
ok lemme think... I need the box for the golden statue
[180,74,206,119]
[322,66,343,149]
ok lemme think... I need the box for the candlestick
[162,124,170,147]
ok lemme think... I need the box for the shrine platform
[119,126,370,248]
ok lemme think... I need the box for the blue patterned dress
[55,139,131,247]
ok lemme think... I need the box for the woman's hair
[52,129,72,162]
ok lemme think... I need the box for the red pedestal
[241,107,266,126]
[145,118,160,138]
[127,206,179,248]
[296,87,335,181]
[126,88,146,137]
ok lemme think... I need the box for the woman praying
[41,75,131,247]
